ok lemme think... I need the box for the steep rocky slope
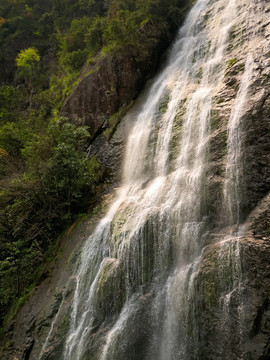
[61,20,171,138]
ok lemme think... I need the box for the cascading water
[39,1,265,359]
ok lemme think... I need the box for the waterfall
[39,0,264,359]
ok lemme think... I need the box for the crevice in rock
[23,339,35,360]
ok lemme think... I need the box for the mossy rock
[210,108,221,131]
[227,57,238,68]
[104,102,134,140]
[168,98,187,167]
[158,93,170,115]
[58,312,70,335]
[195,66,203,83]
[225,58,245,77]
[111,209,172,292]
[209,106,227,165]
[94,258,126,321]
[195,240,243,309]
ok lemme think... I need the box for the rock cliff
[61,20,173,140]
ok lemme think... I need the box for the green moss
[197,250,221,308]
[196,66,203,83]
[158,93,170,115]
[236,63,245,73]
[227,58,238,68]
[228,25,247,50]
[103,114,120,140]
[169,113,183,159]
[197,242,242,310]
[111,210,165,291]
[209,128,228,164]
[4,284,36,325]
[217,98,225,104]
[87,155,104,184]
[225,57,245,79]
[168,98,187,166]
[95,258,126,321]
[225,58,238,77]
[84,69,94,77]
[110,206,135,252]
[104,102,134,140]
[59,313,70,334]
[210,109,220,130]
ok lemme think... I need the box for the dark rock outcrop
[61,21,173,140]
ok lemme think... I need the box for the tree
[16,47,40,106]
[0,85,22,124]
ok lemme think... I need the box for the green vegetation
[104,103,134,140]
[16,47,40,104]
[0,0,193,103]
[0,112,99,325]
[0,0,193,328]
[158,93,170,115]
[227,57,238,68]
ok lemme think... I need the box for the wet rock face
[208,78,270,227]
[207,0,270,227]
[192,235,270,360]
[194,4,270,356]
[244,93,270,212]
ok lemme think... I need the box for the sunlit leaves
[16,47,40,71]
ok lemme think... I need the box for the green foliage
[58,17,91,70]
[0,122,24,157]
[1,116,94,244]
[102,9,144,52]
[0,114,99,325]
[55,0,192,76]
[16,47,40,68]
[16,47,40,92]
[0,85,23,123]
[22,117,94,203]
[85,16,108,55]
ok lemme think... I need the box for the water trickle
[224,54,255,226]
[217,53,255,358]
